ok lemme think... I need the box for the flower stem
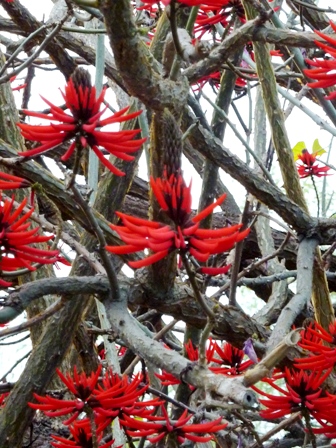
[310,174,320,218]
[180,252,215,319]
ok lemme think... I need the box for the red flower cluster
[254,367,333,420]
[296,149,330,178]
[51,420,116,448]
[0,195,61,286]
[155,339,253,387]
[17,68,146,176]
[294,321,336,371]
[0,171,30,190]
[30,364,227,447]
[106,168,249,273]
[30,365,148,425]
[304,21,336,100]
[122,404,227,444]
[209,340,254,375]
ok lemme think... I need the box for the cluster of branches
[0,0,336,447]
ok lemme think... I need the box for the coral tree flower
[294,320,336,371]
[254,367,333,420]
[0,171,30,190]
[304,21,336,100]
[106,168,249,272]
[209,340,254,375]
[121,404,227,444]
[296,149,330,178]
[30,365,103,425]
[30,365,149,426]
[51,420,116,448]
[0,195,60,286]
[17,68,146,176]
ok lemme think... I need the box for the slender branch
[0,300,64,338]
[0,22,65,85]
[181,252,216,319]
[200,91,276,186]
[210,233,291,300]
[70,184,120,302]
[0,351,31,382]
[250,412,301,448]
[229,198,251,306]
[266,237,318,353]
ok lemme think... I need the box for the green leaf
[312,138,326,157]
[292,141,306,161]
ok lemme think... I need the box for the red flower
[0,393,8,407]
[29,365,103,425]
[10,75,27,92]
[0,171,30,190]
[30,366,149,425]
[0,195,60,286]
[209,340,254,375]
[93,370,148,418]
[106,169,249,272]
[51,419,116,448]
[254,368,333,420]
[155,340,215,387]
[121,405,227,444]
[296,149,330,178]
[304,21,336,100]
[17,68,146,176]
[294,321,336,371]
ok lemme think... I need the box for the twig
[266,237,318,353]
[200,90,276,186]
[70,183,120,301]
[0,300,64,338]
[0,350,31,382]
[229,198,251,306]
[249,210,296,237]
[198,318,214,367]
[0,334,30,346]
[0,23,50,78]
[0,22,65,84]
[310,175,320,218]
[181,252,216,319]
[168,0,184,60]
[291,0,336,13]
[249,412,301,448]
[211,233,291,300]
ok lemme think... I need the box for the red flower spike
[51,420,116,448]
[254,367,334,421]
[0,171,30,190]
[121,405,227,445]
[29,365,103,425]
[17,68,146,176]
[296,149,330,179]
[303,22,336,100]
[295,320,336,370]
[209,340,253,375]
[107,168,249,273]
[0,195,60,284]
